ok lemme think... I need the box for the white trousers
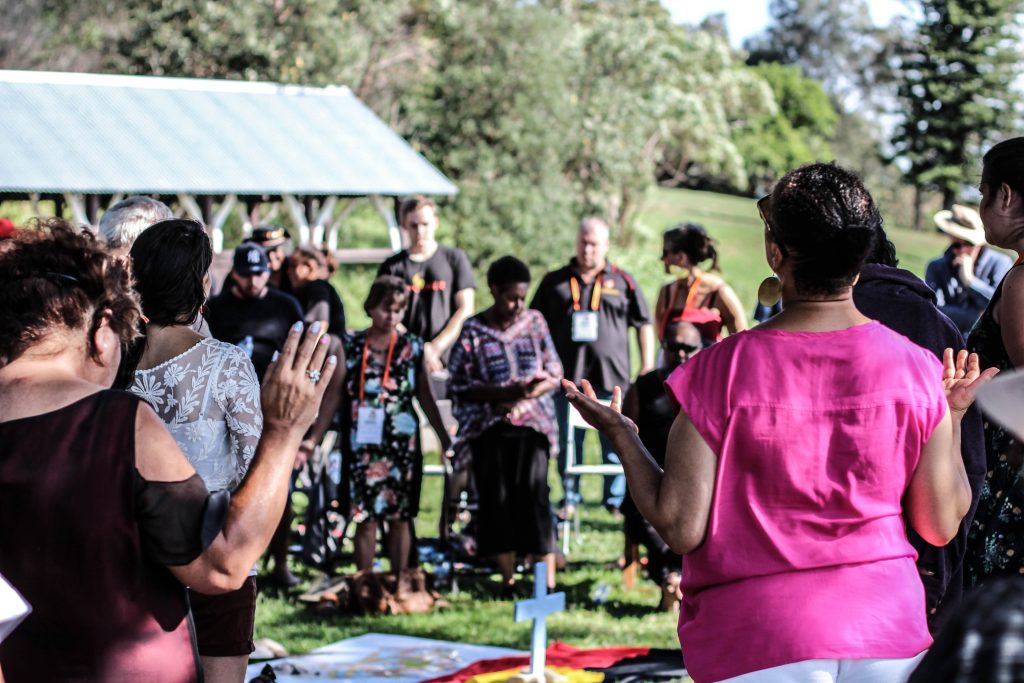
[716,653,927,683]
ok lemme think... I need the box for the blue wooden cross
[513,562,566,678]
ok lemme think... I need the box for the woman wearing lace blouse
[124,219,261,683]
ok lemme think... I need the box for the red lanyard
[569,274,603,312]
[359,332,397,403]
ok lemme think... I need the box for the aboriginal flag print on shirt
[378,245,476,347]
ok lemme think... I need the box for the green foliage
[891,0,1023,207]
[406,2,580,269]
[732,63,838,193]
[5,0,878,264]
[744,0,898,106]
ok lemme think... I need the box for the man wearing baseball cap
[207,243,303,380]
[926,204,1014,334]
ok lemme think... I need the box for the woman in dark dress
[964,138,1024,585]
[340,276,450,574]
[0,220,334,683]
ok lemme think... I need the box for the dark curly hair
[487,255,531,288]
[663,223,719,272]
[0,218,140,365]
[769,162,880,296]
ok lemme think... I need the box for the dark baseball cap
[251,225,290,248]
[233,243,270,275]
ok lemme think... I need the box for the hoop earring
[757,274,782,307]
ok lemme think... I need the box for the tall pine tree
[891,0,1022,225]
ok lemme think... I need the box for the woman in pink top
[564,163,997,683]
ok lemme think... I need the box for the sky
[662,0,911,47]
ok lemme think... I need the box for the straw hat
[933,204,987,245]
[977,369,1024,442]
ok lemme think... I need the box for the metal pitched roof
[0,70,457,197]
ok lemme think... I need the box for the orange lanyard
[683,275,703,310]
[359,332,397,403]
[569,274,603,312]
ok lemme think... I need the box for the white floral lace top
[130,338,262,492]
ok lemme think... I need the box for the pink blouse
[664,322,946,682]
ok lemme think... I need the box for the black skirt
[470,423,555,557]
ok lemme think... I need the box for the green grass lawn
[259,186,953,657]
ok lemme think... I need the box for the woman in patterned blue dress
[340,276,451,574]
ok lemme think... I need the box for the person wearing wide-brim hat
[925,204,1014,335]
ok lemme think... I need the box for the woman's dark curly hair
[663,223,719,272]
[487,255,531,288]
[0,218,140,365]
[768,162,880,296]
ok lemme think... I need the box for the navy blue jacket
[854,263,986,631]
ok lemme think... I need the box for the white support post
[282,193,311,245]
[176,193,203,222]
[63,193,91,231]
[327,198,360,250]
[235,204,253,239]
[29,193,41,216]
[370,195,402,252]
[261,205,280,226]
[210,194,237,253]
[107,193,124,209]
[311,196,338,245]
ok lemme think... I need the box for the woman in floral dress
[341,276,451,574]
[965,138,1024,585]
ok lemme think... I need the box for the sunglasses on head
[664,340,701,354]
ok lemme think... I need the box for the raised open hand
[262,322,338,432]
[943,348,1000,416]
[560,378,638,437]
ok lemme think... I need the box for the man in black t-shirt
[377,196,476,374]
[531,216,655,512]
[207,243,303,381]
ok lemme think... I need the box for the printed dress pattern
[965,266,1024,584]
[342,332,424,521]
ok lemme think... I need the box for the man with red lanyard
[531,216,655,514]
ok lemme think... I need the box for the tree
[890,0,1023,223]
[744,0,896,106]
[405,1,581,268]
[733,63,838,193]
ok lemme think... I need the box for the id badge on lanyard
[570,273,602,343]
[572,311,599,342]
[356,332,397,446]
[355,405,386,445]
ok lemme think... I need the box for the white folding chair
[560,399,623,554]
